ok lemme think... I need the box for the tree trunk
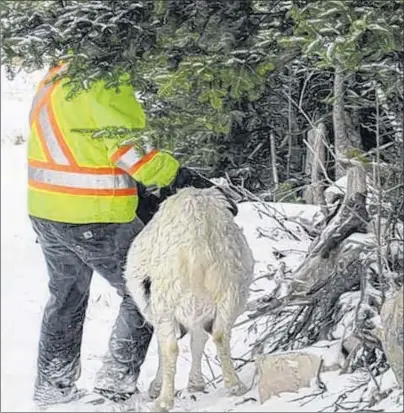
[346,165,367,200]
[290,192,369,294]
[333,66,351,179]
[376,86,403,144]
[270,133,279,194]
[250,191,370,318]
[304,123,326,205]
[248,191,374,354]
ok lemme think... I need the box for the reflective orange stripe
[110,145,133,164]
[33,66,61,96]
[45,102,78,166]
[28,179,137,197]
[29,65,140,197]
[29,81,56,127]
[30,65,76,166]
[45,65,63,81]
[127,149,159,176]
[30,75,63,165]
[30,65,65,126]
[28,159,127,175]
[41,66,61,86]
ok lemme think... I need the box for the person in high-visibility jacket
[28,63,217,407]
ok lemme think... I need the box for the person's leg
[30,217,93,407]
[92,294,153,401]
[62,217,153,400]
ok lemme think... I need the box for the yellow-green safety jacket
[27,65,179,224]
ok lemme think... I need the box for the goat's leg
[188,329,208,393]
[154,321,178,412]
[148,342,163,399]
[212,323,247,397]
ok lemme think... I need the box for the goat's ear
[226,198,238,217]
[215,187,238,216]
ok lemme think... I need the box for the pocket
[114,218,144,251]
[63,223,117,259]
[68,223,113,242]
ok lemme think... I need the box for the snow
[324,175,348,200]
[1,69,403,413]
[1,67,46,145]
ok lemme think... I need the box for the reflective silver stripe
[28,166,137,189]
[29,83,52,119]
[114,147,142,171]
[38,106,70,165]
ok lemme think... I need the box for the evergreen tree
[1,0,402,195]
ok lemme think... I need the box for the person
[27,62,218,408]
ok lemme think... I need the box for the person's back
[28,64,179,224]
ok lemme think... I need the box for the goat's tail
[124,261,153,324]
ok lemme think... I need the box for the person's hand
[136,183,164,224]
[167,167,239,216]
[158,166,213,201]
[140,167,239,219]
[171,166,215,190]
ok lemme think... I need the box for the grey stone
[380,287,403,388]
[256,352,323,403]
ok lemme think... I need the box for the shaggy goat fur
[125,187,255,412]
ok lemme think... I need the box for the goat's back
[125,187,254,325]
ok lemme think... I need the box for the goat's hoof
[154,397,174,412]
[226,381,248,397]
[187,380,206,393]
[148,380,161,399]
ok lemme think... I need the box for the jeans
[30,216,153,404]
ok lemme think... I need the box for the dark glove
[158,166,213,201]
[139,167,238,220]
[165,167,238,217]
[136,183,162,225]
[171,166,215,190]
[137,168,213,225]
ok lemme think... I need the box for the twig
[232,183,324,243]
[375,87,385,297]
[320,376,370,412]
[234,397,258,406]
[254,206,302,241]
[299,70,315,110]
[282,90,315,128]
[252,271,276,284]
[316,358,327,391]
[365,364,381,392]
[203,351,217,387]
[277,183,310,202]
[291,389,327,405]
[287,73,293,178]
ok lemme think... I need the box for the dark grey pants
[30,216,153,404]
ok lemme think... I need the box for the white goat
[125,186,255,412]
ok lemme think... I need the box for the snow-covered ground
[1,68,403,413]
